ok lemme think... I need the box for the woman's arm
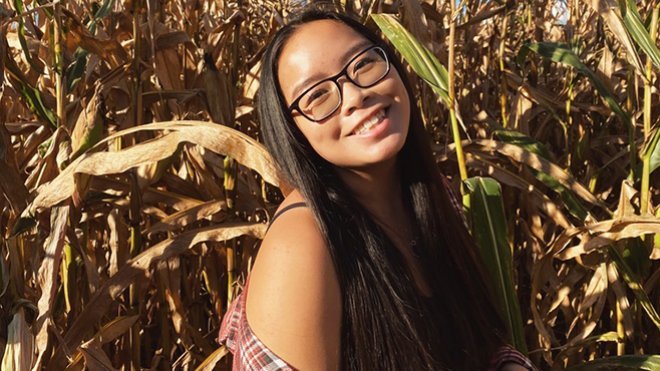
[245,202,342,370]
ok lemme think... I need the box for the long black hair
[258,8,506,370]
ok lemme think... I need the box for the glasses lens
[349,47,389,87]
[299,80,340,121]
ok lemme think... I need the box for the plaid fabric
[219,277,536,371]
[218,278,295,371]
[488,346,538,371]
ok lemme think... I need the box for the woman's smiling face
[277,20,410,170]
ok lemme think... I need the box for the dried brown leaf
[79,341,118,371]
[155,30,191,51]
[607,262,635,339]
[108,209,129,276]
[145,199,227,236]
[1,308,34,371]
[155,48,184,91]
[70,84,104,159]
[194,346,229,371]
[242,60,261,102]
[582,0,645,74]
[49,222,266,370]
[550,216,660,260]
[447,139,604,208]
[566,264,608,345]
[157,258,192,346]
[0,119,29,212]
[65,315,139,370]
[466,153,572,229]
[62,9,126,66]
[203,62,235,126]
[32,204,70,371]
[28,121,281,213]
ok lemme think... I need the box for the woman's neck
[335,157,406,223]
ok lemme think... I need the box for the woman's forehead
[277,20,370,100]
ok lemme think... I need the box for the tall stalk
[499,10,509,128]
[448,0,467,184]
[641,4,659,216]
[132,0,143,131]
[53,3,64,126]
[224,157,236,304]
[128,171,143,371]
[625,68,637,180]
[129,3,143,367]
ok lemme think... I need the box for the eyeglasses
[287,45,390,122]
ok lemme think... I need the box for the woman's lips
[350,107,390,137]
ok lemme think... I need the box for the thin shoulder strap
[268,202,308,229]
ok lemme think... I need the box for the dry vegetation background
[0,0,659,370]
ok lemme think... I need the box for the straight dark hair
[258,8,506,370]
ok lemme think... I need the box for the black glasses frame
[287,45,390,122]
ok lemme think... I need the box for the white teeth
[353,109,386,135]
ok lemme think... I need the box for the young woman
[219,8,535,371]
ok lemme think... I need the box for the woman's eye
[306,89,329,105]
[353,57,376,73]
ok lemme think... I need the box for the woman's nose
[339,78,370,116]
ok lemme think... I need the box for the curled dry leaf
[144,199,227,236]
[62,9,127,66]
[553,216,660,261]
[194,346,229,371]
[27,121,281,214]
[67,315,138,370]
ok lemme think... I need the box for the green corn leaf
[493,129,589,221]
[622,0,660,71]
[531,169,589,221]
[493,129,553,161]
[88,0,116,33]
[371,13,450,106]
[6,67,57,127]
[643,125,660,175]
[18,83,57,128]
[565,355,660,370]
[609,246,660,331]
[66,51,89,92]
[521,42,630,124]
[66,0,116,91]
[463,177,527,353]
[34,0,53,17]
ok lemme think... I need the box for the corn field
[0,0,659,369]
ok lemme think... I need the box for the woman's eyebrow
[289,40,374,99]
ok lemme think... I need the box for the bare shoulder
[245,189,341,370]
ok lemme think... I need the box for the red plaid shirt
[218,277,536,371]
